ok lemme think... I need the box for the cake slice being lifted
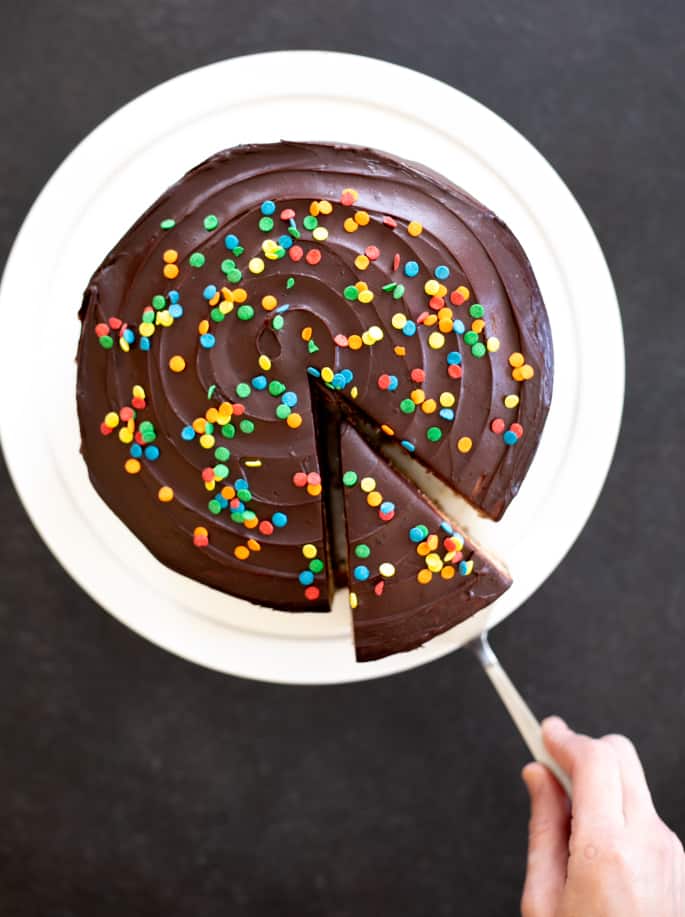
[339,422,512,662]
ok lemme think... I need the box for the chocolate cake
[76,141,552,661]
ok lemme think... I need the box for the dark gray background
[1,2,683,915]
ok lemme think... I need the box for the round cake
[77,141,552,660]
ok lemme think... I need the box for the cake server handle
[468,632,572,798]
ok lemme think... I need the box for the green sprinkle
[221,259,235,274]
[288,227,301,239]
[307,340,319,354]
[237,488,251,502]
[240,419,255,434]
[427,426,442,442]
[343,285,359,301]
[464,330,479,346]
[469,303,485,318]
[160,218,175,230]
[233,245,245,257]
[471,342,487,358]
[152,294,166,310]
[342,471,358,486]
[99,335,113,350]
[268,380,286,396]
[205,422,214,434]
[142,309,155,323]
[237,305,255,321]
[355,544,371,558]
[272,315,285,331]
[258,216,274,232]
[392,284,405,300]
[210,308,225,322]
[207,384,217,400]
[382,282,397,293]
[204,214,219,231]
[221,423,236,438]
[400,398,416,414]
[215,446,230,461]
[214,464,229,480]
[303,215,318,230]
[275,404,291,419]
[235,382,251,398]
[286,277,295,290]
[309,558,324,573]
[227,269,242,283]
[208,499,222,515]
[189,252,205,268]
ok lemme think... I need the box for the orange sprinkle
[158,486,174,503]
[168,355,186,373]
[343,217,358,233]
[262,294,277,311]
[163,264,179,279]
[380,424,395,436]
[163,249,178,264]
[348,335,363,350]
[205,407,219,423]
[287,413,303,429]
[457,436,473,454]
[509,352,525,368]
[417,569,432,584]
[417,542,431,557]
[367,491,383,507]
[408,220,423,237]
[198,319,209,335]
[234,545,250,561]
[233,288,248,303]
[301,326,313,342]
[441,565,456,580]
[124,458,141,474]
[246,538,261,551]
[354,210,370,226]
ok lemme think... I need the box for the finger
[601,733,655,820]
[520,763,570,917]
[542,717,624,830]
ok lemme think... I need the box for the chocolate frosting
[77,141,552,633]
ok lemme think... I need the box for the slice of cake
[339,422,512,661]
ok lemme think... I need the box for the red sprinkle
[305,248,322,265]
[365,245,380,261]
[289,245,304,262]
[392,253,400,271]
[131,397,146,410]
[378,509,395,522]
[134,431,144,445]
[99,422,112,436]
[193,534,209,547]
[451,552,463,564]
[307,472,321,486]
[95,323,109,337]
[417,311,429,325]
[429,296,445,310]
[377,373,391,390]
[292,472,307,488]
[384,216,398,228]
[340,190,356,206]
[410,368,426,383]
[201,467,214,482]
[304,586,320,601]
[450,289,466,306]
[280,208,295,220]
[259,520,274,536]
[230,498,241,510]
[491,418,506,435]
[510,423,524,438]
[374,581,385,596]
[108,317,122,330]
[447,364,463,380]
[232,404,245,416]
[444,537,457,552]
[119,406,134,421]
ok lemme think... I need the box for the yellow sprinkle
[244,460,263,468]
[379,563,396,578]
[367,491,383,507]
[421,398,437,414]
[124,458,140,474]
[157,310,173,327]
[360,476,376,493]
[219,300,234,315]
[204,480,215,492]
[343,217,358,233]
[504,394,520,409]
[452,533,465,551]
[426,553,443,573]
[380,424,395,436]
[441,565,456,580]
[233,288,248,303]
[169,355,186,373]
[349,591,358,610]
[199,433,215,449]
[417,569,432,585]
[391,313,407,330]
[457,436,473,454]
[234,545,250,560]
[354,254,370,270]
[509,352,525,368]
[368,325,384,342]
[118,428,132,444]
[428,331,445,350]
[258,354,272,371]
[319,199,333,214]
[248,257,265,274]
[104,411,119,429]
[350,386,358,399]
[471,319,485,334]
[354,210,370,226]
[427,534,439,551]
[262,294,277,311]
[424,279,440,296]
[139,322,155,337]
[163,264,179,279]
[287,413,302,429]
[456,285,470,300]
[321,367,334,383]
[521,364,535,380]
[198,319,209,335]
[411,389,425,404]
[348,335,363,350]
[408,220,423,237]
[302,544,318,559]
[312,226,328,242]
[119,338,130,353]
[487,336,500,352]
[361,331,374,346]
[358,290,374,304]
[394,345,406,356]
[158,486,174,503]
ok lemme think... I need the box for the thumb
[520,763,570,917]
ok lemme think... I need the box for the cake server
[468,632,572,797]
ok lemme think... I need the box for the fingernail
[521,763,540,794]
[542,716,567,737]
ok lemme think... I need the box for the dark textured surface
[0,2,683,915]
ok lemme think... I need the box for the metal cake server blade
[468,632,572,798]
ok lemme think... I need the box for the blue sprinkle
[234,478,247,491]
[224,233,239,250]
[458,561,471,576]
[332,373,346,389]
[435,265,450,280]
[139,337,151,351]
[203,285,218,301]
[447,351,462,366]
[251,375,268,390]
[261,200,276,216]
[440,520,454,534]
[235,501,245,512]
[402,320,417,337]
[380,501,395,515]
[130,444,143,458]
[387,374,399,392]
[307,367,321,378]
[217,494,228,509]
[282,391,298,407]
[453,320,465,335]
[169,303,184,319]
[353,565,370,582]
[168,290,180,304]
[341,368,354,384]
[409,526,425,543]
[401,439,416,453]
[200,333,216,349]
[503,430,519,446]
[181,425,195,441]
[272,512,288,528]
[275,303,290,313]
[298,570,315,586]
[278,233,293,249]
[144,445,160,461]
[123,328,135,343]
[439,408,455,421]
[404,260,420,277]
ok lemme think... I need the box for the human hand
[521,717,685,917]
